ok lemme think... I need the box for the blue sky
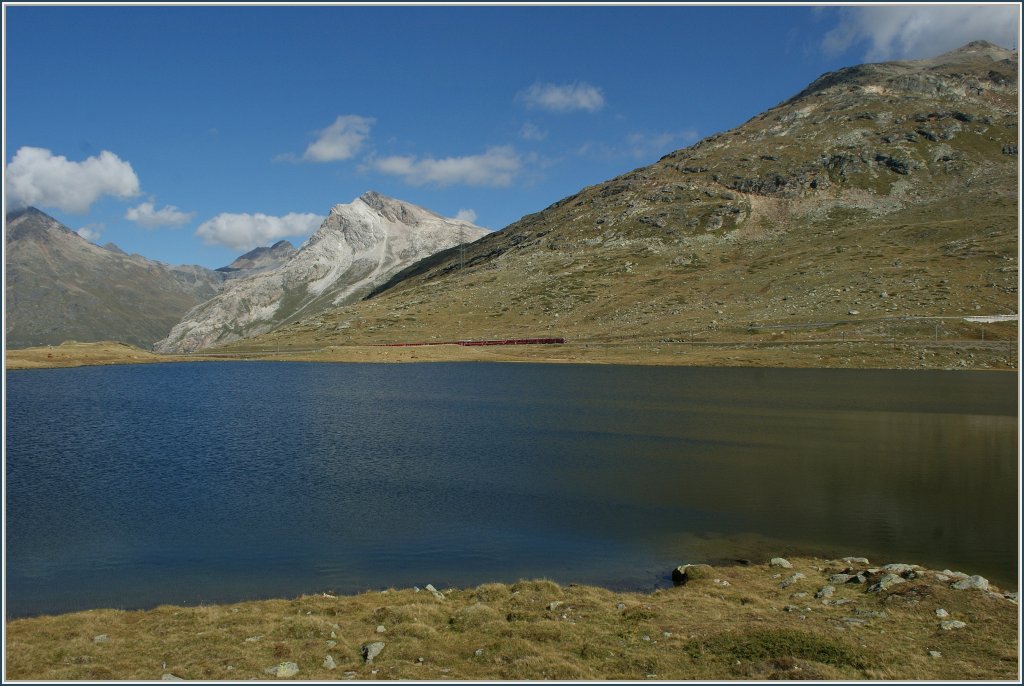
[4,3,1020,269]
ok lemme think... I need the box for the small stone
[929,650,942,659]
[326,641,337,648]
[934,574,950,582]
[840,557,869,565]
[547,601,562,611]
[474,649,484,657]
[951,575,989,591]
[822,598,853,606]
[829,574,854,585]
[770,557,793,569]
[935,608,949,618]
[418,657,425,663]
[642,634,651,641]
[161,675,185,682]
[940,620,967,630]
[616,603,626,611]
[663,632,673,638]
[854,609,887,618]
[264,662,299,678]
[362,641,385,663]
[791,592,808,598]
[1005,592,1018,604]
[815,585,835,599]
[779,572,806,589]
[244,635,262,643]
[323,656,337,670]
[881,563,918,574]
[868,574,905,593]
[848,310,860,316]
[425,584,445,600]
[93,634,108,644]
[713,578,731,587]
[376,625,386,633]
[342,671,358,680]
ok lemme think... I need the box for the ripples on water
[5,362,1018,617]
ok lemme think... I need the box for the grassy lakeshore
[5,333,1018,371]
[4,557,1018,681]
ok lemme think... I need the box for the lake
[5,361,1018,618]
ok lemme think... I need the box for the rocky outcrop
[155,193,487,352]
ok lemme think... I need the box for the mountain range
[4,42,1018,356]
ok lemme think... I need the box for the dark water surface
[5,362,1018,617]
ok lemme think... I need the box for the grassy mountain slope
[224,43,1019,357]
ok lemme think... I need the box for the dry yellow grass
[10,334,1015,373]
[4,341,181,370]
[5,557,1018,680]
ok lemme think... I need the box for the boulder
[951,575,989,591]
[940,620,967,631]
[362,642,385,663]
[769,558,793,569]
[264,662,299,678]
[868,574,906,593]
[672,564,714,585]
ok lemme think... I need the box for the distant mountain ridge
[216,240,297,276]
[154,192,488,353]
[4,207,226,348]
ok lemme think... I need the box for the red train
[377,337,565,347]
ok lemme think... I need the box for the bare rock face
[155,192,487,352]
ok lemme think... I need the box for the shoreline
[6,338,1018,371]
[5,555,1018,680]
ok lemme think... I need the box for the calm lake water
[5,362,1018,617]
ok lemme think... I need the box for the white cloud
[77,224,103,242]
[125,201,193,228]
[369,146,522,187]
[519,122,549,141]
[195,212,322,252]
[5,146,140,213]
[823,5,1019,61]
[516,81,605,113]
[455,209,478,223]
[301,114,375,162]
